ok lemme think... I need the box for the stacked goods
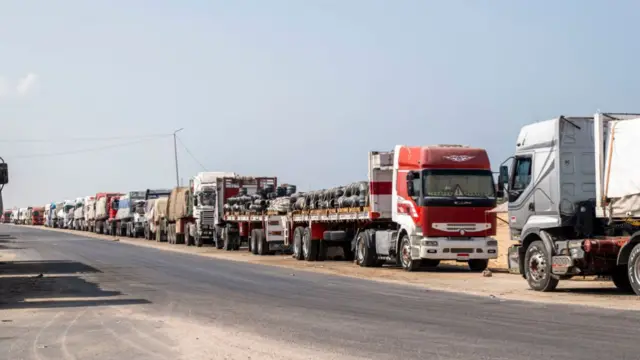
[291,181,369,211]
[225,184,297,214]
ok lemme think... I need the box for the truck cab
[499,113,640,294]
[189,172,237,246]
[115,191,146,237]
[372,145,500,271]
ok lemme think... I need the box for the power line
[0,133,171,143]
[176,135,207,171]
[10,136,170,159]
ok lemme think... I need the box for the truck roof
[193,172,238,184]
[395,145,491,170]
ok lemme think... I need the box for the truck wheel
[249,230,256,254]
[626,243,640,295]
[302,227,318,261]
[400,235,421,271]
[292,227,304,260]
[257,229,268,256]
[612,265,633,293]
[524,240,559,292]
[356,231,377,267]
[468,259,488,272]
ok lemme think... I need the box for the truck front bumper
[412,236,498,261]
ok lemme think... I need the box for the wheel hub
[529,252,547,281]
[402,242,411,266]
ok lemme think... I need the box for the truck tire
[249,229,257,254]
[293,227,304,260]
[626,243,640,295]
[356,231,377,267]
[302,227,318,261]
[612,265,633,293]
[468,259,488,272]
[524,240,559,292]
[256,229,268,256]
[400,235,421,271]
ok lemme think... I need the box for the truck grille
[200,210,215,225]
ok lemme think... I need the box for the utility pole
[173,128,184,188]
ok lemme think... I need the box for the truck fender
[518,228,555,279]
[617,231,640,265]
[351,229,376,253]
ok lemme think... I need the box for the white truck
[84,196,96,231]
[499,112,640,295]
[187,172,237,247]
[72,197,85,230]
[115,191,146,237]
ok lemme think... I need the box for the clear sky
[1,0,638,208]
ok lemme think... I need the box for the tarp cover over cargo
[95,197,108,220]
[603,116,640,217]
[153,197,169,223]
[167,187,191,222]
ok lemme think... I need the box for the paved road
[1,225,639,360]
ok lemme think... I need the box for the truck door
[508,154,534,233]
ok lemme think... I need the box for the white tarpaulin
[605,117,640,217]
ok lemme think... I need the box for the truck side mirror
[406,172,415,196]
[498,165,509,191]
[0,163,8,185]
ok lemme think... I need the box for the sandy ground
[10,222,640,312]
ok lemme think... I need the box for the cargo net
[224,182,370,214]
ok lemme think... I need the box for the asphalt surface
[1,225,640,360]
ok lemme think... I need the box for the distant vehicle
[92,192,121,234]
[115,191,146,237]
[72,197,85,230]
[1,210,12,223]
[31,206,44,225]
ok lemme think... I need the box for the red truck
[31,206,45,225]
[219,145,501,271]
[91,192,122,234]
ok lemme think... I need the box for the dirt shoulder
[15,224,639,311]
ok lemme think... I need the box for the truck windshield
[200,191,216,206]
[64,205,74,211]
[135,203,146,215]
[422,169,495,198]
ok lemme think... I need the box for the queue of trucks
[4,144,503,273]
[8,113,640,297]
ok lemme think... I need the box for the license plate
[456,253,470,260]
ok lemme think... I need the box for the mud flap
[507,244,520,274]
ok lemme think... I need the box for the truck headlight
[487,240,498,246]
[424,241,438,247]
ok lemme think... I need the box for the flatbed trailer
[223,145,500,271]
